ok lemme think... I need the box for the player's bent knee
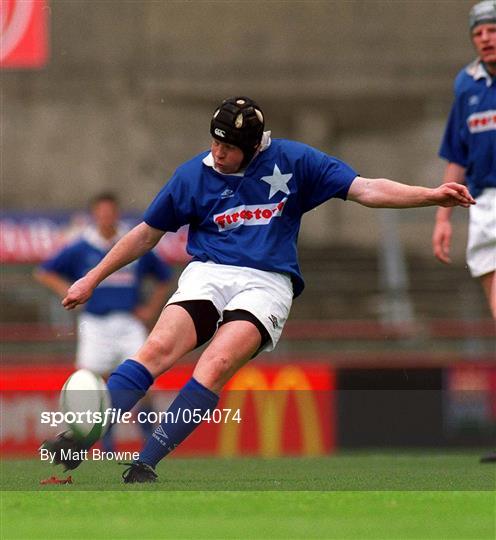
[193,355,233,391]
[135,336,176,374]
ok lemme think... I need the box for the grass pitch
[1,452,494,539]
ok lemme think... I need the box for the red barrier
[0,363,335,457]
[0,216,190,264]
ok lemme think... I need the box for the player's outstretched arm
[347,176,475,209]
[62,222,165,310]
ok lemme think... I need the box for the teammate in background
[42,96,475,482]
[433,0,496,317]
[432,0,496,464]
[35,192,172,450]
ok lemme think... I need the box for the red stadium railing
[1,319,494,343]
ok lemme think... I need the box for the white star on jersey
[260,164,293,199]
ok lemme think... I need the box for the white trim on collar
[82,224,129,251]
[466,59,494,87]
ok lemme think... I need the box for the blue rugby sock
[107,359,154,413]
[139,378,219,468]
[137,405,155,438]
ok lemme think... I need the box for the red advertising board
[1,0,49,69]
[0,363,336,457]
[0,214,190,264]
[445,364,496,432]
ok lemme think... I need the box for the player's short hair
[89,192,119,209]
[469,1,496,30]
[210,97,264,167]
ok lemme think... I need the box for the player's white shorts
[76,312,147,375]
[467,188,496,278]
[166,261,293,352]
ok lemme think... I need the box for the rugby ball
[59,369,111,446]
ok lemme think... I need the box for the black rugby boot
[121,461,158,483]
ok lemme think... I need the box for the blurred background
[1,0,494,456]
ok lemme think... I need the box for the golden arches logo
[219,365,325,457]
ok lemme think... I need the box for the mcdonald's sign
[215,364,335,457]
[0,363,335,457]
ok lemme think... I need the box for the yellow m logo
[218,365,325,457]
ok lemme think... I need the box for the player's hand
[432,182,475,208]
[432,219,453,264]
[62,276,97,310]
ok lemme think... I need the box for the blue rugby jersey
[144,138,357,297]
[41,228,172,315]
[440,60,496,198]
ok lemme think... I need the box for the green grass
[1,453,495,539]
[2,452,494,491]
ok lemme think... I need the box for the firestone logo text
[467,110,496,133]
[213,198,288,231]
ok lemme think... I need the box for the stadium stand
[1,247,493,367]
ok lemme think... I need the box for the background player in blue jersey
[42,96,475,482]
[432,0,496,320]
[35,192,172,449]
[432,1,496,464]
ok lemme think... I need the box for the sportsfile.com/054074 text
[40,408,242,428]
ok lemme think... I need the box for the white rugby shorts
[76,312,147,375]
[467,188,496,278]
[166,261,294,352]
